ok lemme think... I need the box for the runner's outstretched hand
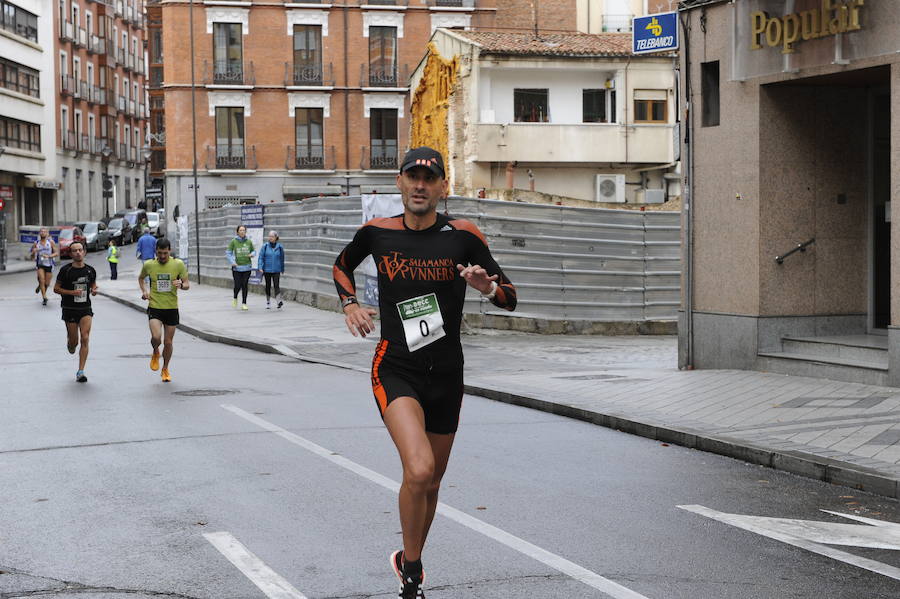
[457,263,497,295]
[344,303,377,338]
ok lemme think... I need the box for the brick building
[55,0,148,222]
[160,1,501,220]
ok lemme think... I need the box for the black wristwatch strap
[341,296,358,308]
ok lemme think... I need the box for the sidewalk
[99,265,900,500]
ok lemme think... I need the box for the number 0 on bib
[397,293,445,351]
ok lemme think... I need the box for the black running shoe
[75,370,88,383]
[42,298,48,306]
[390,550,425,599]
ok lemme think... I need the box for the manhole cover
[172,389,240,397]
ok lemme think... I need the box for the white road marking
[679,505,900,581]
[204,530,308,599]
[223,404,651,599]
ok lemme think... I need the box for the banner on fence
[241,204,265,285]
[360,194,403,305]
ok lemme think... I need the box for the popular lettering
[750,0,864,55]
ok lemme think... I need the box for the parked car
[57,226,87,258]
[146,212,166,238]
[75,221,111,251]
[123,209,148,243]
[106,217,132,246]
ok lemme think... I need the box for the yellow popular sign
[751,0,864,55]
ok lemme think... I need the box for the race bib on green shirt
[397,293,445,352]
[156,273,172,292]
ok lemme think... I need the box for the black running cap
[400,146,446,178]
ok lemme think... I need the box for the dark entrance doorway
[872,89,891,329]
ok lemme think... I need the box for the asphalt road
[3,263,900,599]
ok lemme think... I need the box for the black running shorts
[61,308,93,323]
[147,307,180,326]
[38,265,52,273]
[371,339,464,435]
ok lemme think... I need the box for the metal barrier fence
[189,196,681,327]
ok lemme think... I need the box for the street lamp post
[142,144,153,210]
[101,143,113,220]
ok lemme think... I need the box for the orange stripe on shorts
[371,339,389,414]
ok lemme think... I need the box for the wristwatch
[341,296,358,308]
[481,281,498,300]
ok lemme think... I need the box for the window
[85,11,92,34]
[369,108,397,169]
[0,57,40,97]
[215,106,245,168]
[150,28,162,63]
[368,26,397,86]
[514,89,549,123]
[292,25,322,85]
[295,108,324,168]
[213,23,243,83]
[0,115,41,152]
[1,1,38,42]
[583,89,612,123]
[701,60,720,127]
[633,91,666,123]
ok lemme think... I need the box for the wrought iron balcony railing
[207,144,257,170]
[59,20,73,41]
[62,130,77,150]
[286,145,335,170]
[360,63,408,88]
[429,0,475,6]
[60,75,76,95]
[284,62,334,87]
[204,60,255,86]
[361,145,398,170]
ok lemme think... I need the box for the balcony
[79,80,91,99]
[149,66,164,88]
[117,95,126,111]
[474,122,675,164]
[117,48,126,65]
[60,75,76,96]
[115,0,124,16]
[91,85,106,104]
[284,62,334,87]
[428,0,475,6]
[362,145,398,170]
[78,134,91,153]
[75,26,87,46]
[137,103,146,117]
[106,90,118,110]
[128,99,135,115]
[88,34,105,54]
[94,137,110,155]
[62,130,77,151]
[362,0,409,5]
[204,60,255,86]
[286,145,335,170]
[602,14,633,32]
[59,20,73,41]
[360,63,408,88]
[137,57,145,75]
[207,144,257,170]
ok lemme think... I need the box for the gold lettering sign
[750,0,864,54]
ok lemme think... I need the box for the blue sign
[633,12,679,55]
[240,204,264,228]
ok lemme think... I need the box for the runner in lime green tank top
[138,238,190,382]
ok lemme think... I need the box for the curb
[99,290,900,501]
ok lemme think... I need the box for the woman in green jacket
[226,225,255,310]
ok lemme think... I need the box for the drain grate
[172,389,240,397]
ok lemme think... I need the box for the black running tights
[232,269,251,303]
[263,272,281,300]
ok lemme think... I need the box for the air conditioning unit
[594,174,626,203]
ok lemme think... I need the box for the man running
[333,147,516,599]
[138,238,189,382]
[53,241,97,382]
[31,227,58,306]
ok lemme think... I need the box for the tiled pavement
[87,264,900,500]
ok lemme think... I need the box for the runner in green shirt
[138,238,189,382]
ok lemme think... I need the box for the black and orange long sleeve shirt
[334,213,517,358]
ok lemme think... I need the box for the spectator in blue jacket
[257,230,285,309]
[136,230,157,262]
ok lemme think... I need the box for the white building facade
[0,0,56,240]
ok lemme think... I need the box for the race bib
[74,282,87,303]
[39,252,52,266]
[397,293,445,352]
[156,273,172,292]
